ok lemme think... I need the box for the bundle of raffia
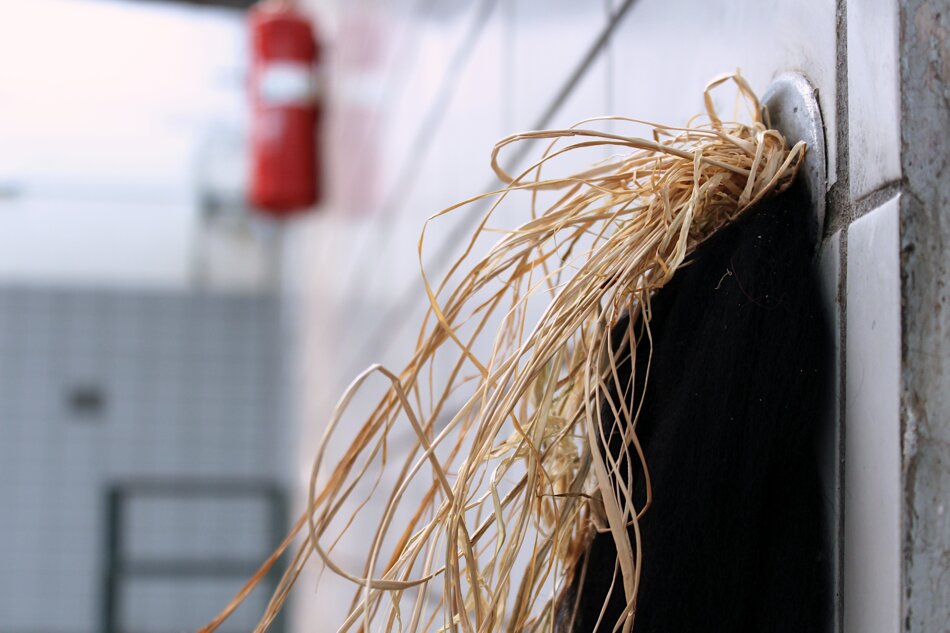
[200,71,804,633]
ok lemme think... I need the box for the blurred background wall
[0,0,946,632]
[0,2,290,632]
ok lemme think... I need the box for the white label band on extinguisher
[259,62,319,105]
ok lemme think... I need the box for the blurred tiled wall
[0,286,286,633]
[283,1,946,632]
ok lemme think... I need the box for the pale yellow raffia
[199,71,804,633]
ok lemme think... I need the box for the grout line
[851,181,902,222]
[348,0,640,373]
[825,0,853,238]
[832,2,850,633]
[836,222,848,633]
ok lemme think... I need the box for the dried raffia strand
[199,71,804,633]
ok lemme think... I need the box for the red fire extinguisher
[248,0,322,215]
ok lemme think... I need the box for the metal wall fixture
[761,72,828,244]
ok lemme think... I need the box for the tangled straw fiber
[201,71,805,633]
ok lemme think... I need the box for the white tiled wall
[610,0,839,182]
[0,287,286,633]
[286,0,906,631]
[847,0,901,199]
[818,229,843,621]
[845,196,903,633]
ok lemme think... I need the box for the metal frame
[101,479,287,633]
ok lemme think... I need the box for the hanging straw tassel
[199,71,805,633]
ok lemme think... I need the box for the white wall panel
[610,0,838,183]
[847,0,901,198]
[844,196,902,633]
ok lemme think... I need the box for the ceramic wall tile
[844,195,902,633]
[847,0,901,199]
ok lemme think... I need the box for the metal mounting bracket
[761,73,827,244]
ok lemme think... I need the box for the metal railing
[100,479,287,633]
